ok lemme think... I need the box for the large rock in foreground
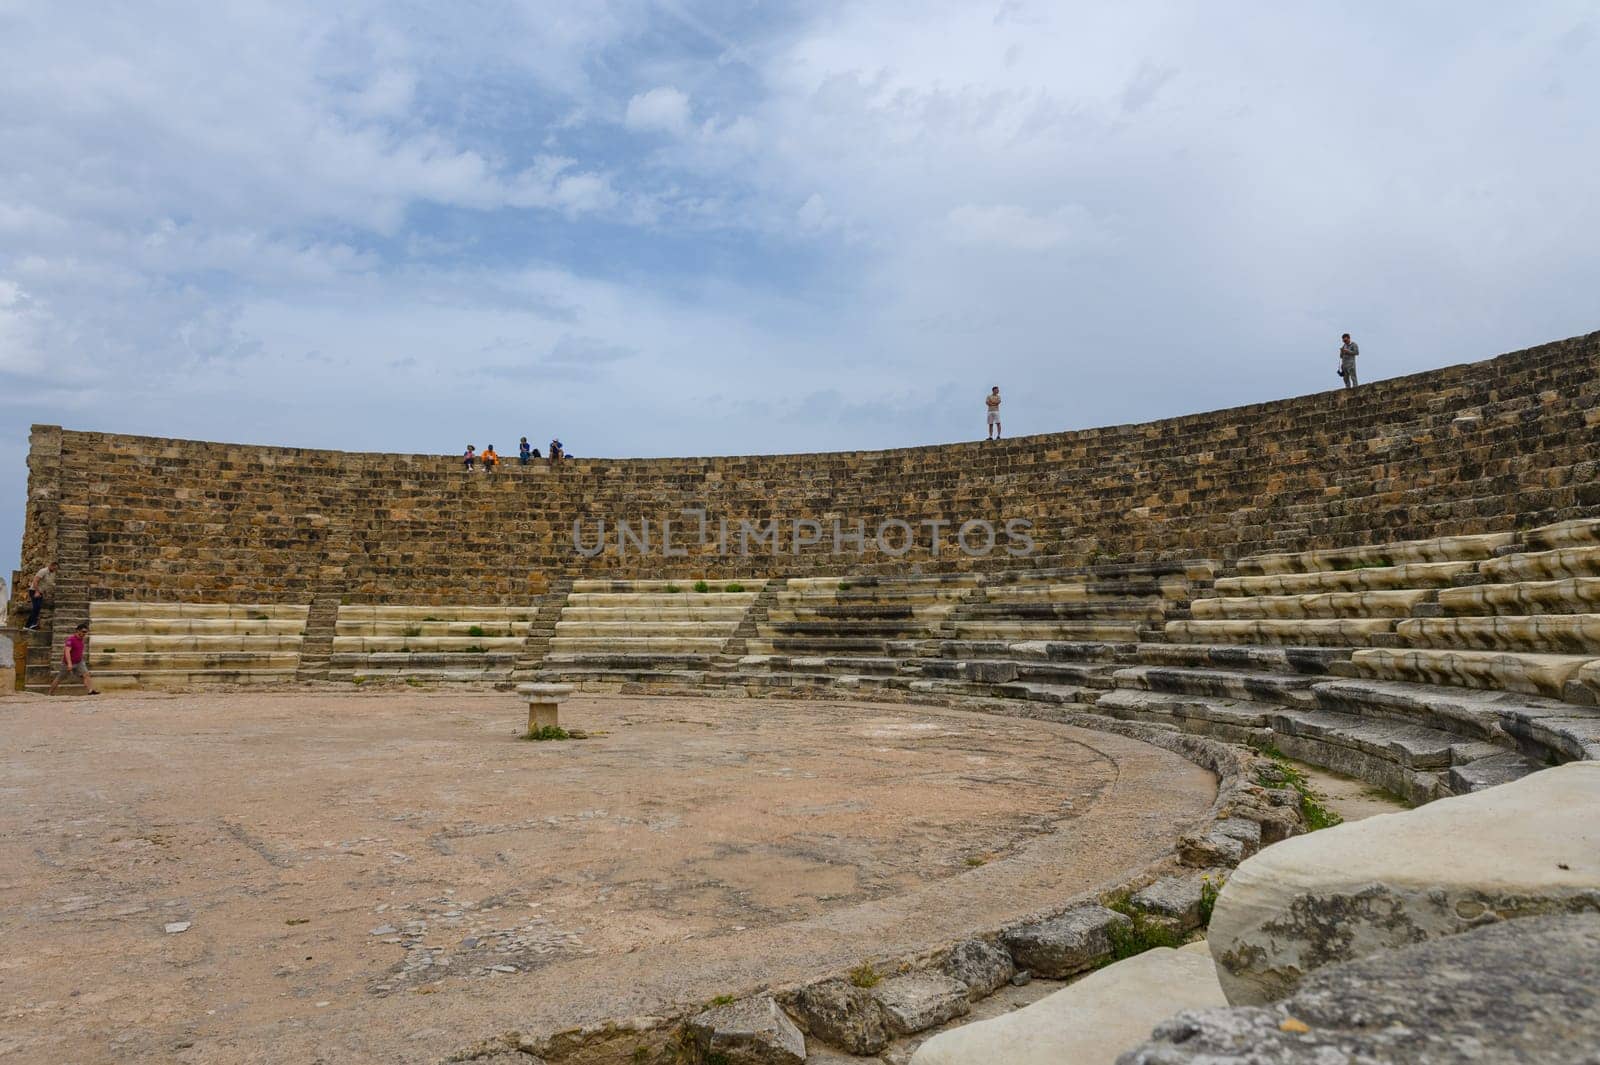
[1119,913,1600,1064]
[1207,761,1600,1004]
[911,943,1224,1065]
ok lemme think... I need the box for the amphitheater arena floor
[0,690,1217,1064]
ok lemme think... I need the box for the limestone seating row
[1212,560,1477,597]
[537,582,767,686]
[1238,531,1514,576]
[329,603,542,683]
[87,601,310,689]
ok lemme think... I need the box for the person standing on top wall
[985,386,1002,440]
[1339,333,1360,389]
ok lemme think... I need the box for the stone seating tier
[86,601,310,690]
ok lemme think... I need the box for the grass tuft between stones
[1254,747,1345,831]
[1104,892,1185,961]
[847,962,881,988]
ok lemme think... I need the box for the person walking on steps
[1339,333,1360,389]
[25,561,57,630]
[48,621,98,695]
[986,386,1002,440]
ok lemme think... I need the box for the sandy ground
[0,690,1216,1064]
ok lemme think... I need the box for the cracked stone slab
[788,979,891,1055]
[871,972,971,1035]
[1119,913,1600,1065]
[1207,761,1600,1005]
[940,938,1014,1000]
[1001,905,1131,979]
[685,995,806,1065]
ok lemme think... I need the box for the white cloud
[945,203,1107,252]
[624,86,693,135]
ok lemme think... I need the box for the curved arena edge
[8,328,1600,1060]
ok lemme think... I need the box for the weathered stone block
[1001,905,1132,979]
[788,979,890,1055]
[685,995,806,1065]
[939,938,1014,999]
[871,972,970,1035]
[1119,914,1600,1065]
[1207,762,1600,1005]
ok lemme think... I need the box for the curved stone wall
[17,329,1600,607]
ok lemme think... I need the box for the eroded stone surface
[940,939,1014,1000]
[872,972,971,1036]
[685,995,806,1065]
[789,979,891,1055]
[1001,905,1132,979]
[1120,914,1600,1064]
[1208,761,1600,1005]
[912,943,1224,1065]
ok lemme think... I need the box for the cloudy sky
[3,1,1598,575]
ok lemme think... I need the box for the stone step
[746,637,896,655]
[541,652,716,669]
[328,652,521,668]
[1164,618,1398,647]
[546,636,730,653]
[1112,665,1317,705]
[731,671,895,693]
[736,653,904,676]
[955,599,1167,622]
[1482,545,1600,582]
[327,668,512,683]
[767,604,957,621]
[536,667,708,688]
[1130,642,1349,675]
[90,634,305,652]
[564,592,759,608]
[1521,517,1600,551]
[91,669,299,690]
[1090,689,1276,745]
[934,639,1138,663]
[1190,589,1432,620]
[1213,561,1479,597]
[553,620,746,636]
[1238,531,1514,576]
[89,602,308,620]
[1341,647,1600,701]
[1437,577,1600,617]
[774,588,975,605]
[334,620,532,637]
[946,620,1143,641]
[1263,708,1501,804]
[1307,677,1596,755]
[787,574,982,590]
[90,651,301,671]
[555,606,757,622]
[335,605,541,621]
[976,577,1192,601]
[89,618,308,636]
[569,579,767,593]
[1398,614,1600,654]
[913,658,1117,689]
[330,636,526,652]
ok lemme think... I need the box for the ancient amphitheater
[4,330,1599,1064]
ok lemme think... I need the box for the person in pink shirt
[48,621,99,696]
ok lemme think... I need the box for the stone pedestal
[518,682,573,733]
[0,627,19,695]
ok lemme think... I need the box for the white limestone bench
[518,682,573,732]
